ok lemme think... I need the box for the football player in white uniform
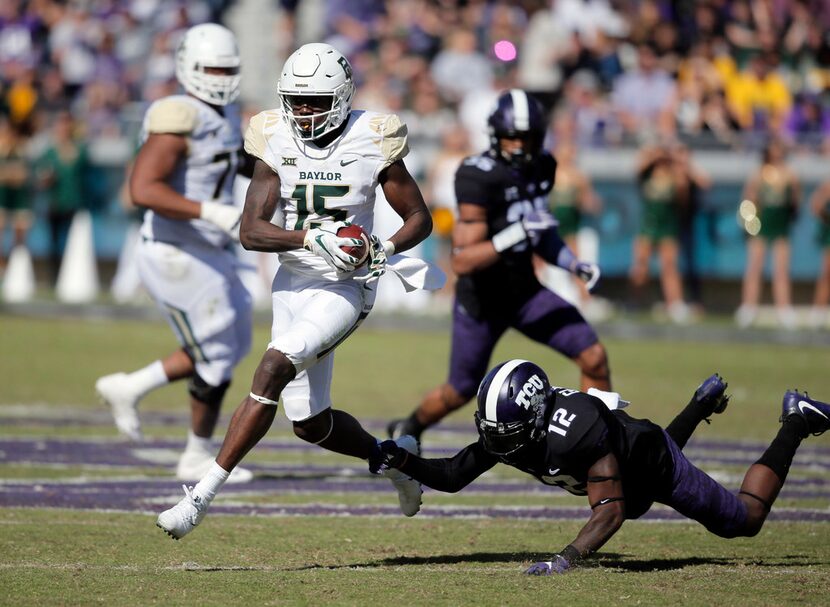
[95,23,254,483]
[157,42,434,539]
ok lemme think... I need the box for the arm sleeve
[399,441,499,493]
[145,98,198,134]
[534,227,573,268]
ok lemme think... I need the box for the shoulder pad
[460,154,497,174]
[146,98,198,134]
[244,109,282,171]
[368,113,409,168]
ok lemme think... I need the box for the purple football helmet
[487,89,547,167]
[475,359,551,457]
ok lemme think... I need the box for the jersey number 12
[549,407,576,437]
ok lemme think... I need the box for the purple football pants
[447,288,599,398]
[660,430,749,538]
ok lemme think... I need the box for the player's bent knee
[292,410,332,444]
[251,348,296,401]
[441,384,471,411]
[188,373,230,408]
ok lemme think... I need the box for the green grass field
[1,314,829,606]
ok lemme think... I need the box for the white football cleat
[176,449,253,484]
[383,435,422,517]
[96,372,143,442]
[157,485,210,540]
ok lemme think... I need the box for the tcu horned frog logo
[514,374,546,410]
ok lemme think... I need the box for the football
[337,224,370,266]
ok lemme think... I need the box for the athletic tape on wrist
[492,223,527,253]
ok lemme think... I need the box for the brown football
[337,224,370,266]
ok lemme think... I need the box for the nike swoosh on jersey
[340,158,358,166]
[799,400,828,419]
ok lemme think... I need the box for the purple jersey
[401,387,749,536]
[454,151,557,317]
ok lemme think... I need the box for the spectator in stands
[558,69,614,148]
[807,178,830,328]
[735,139,801,329]
[629,143,692,324]
[782,92,830,152]
[430,28,494,104]
[36,110,89,284]
[725,52,792,135]
[610,43,677,143]
[699,89,742,147]
[518,4,570,109]
[724,0,763,68]
[0,117,31,270]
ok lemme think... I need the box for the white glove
[200,201,242,238]
[303,222,363,272]
[573,261,600,291]
[354,235,392,287]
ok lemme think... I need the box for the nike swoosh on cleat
[340,158,358,166]
[799,400,828,419]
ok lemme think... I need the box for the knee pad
[188,374,230,408]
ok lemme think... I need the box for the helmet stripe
[509,89,529,131]
[485,359,530,422]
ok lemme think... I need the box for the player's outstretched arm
[379,160,433,254]
[377,439,497,493]
[534,227,601,291]
[239,159,305,252]
[526,453,625,575]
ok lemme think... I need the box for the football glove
[200,201,242,239]
[354,235,390,287]
[303,222,363,272]
[573,261,600,292]
[368,439,407,474]
[524,554,571,576]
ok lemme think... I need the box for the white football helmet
[277,43,355,141]
[176,23,241,106]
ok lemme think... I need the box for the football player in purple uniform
[389,89,609,443]
[378,359,830,574]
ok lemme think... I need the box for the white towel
[385,254,446,292]
[587,388,630,410]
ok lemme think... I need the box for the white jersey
[139,94,242,248]
[244,108,408,280]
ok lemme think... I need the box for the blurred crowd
[2,0,830,327]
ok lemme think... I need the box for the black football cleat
[781,390,830,436]
[694,373,730,418]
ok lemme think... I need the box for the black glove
[368,439,408,474]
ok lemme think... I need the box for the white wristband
[383,240,395,257]
[492,223,527,253]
